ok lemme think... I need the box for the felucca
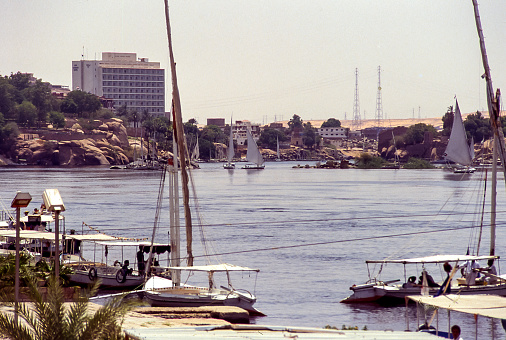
[142,2,260,314]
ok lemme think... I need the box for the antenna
[375,66,383,128]
[352,68,361,130]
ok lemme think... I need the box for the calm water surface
[1,162,506,337]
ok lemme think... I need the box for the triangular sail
[246,128,264,166]
[276,136,280,159]
[227,124,234,163]
[444,100,472,166]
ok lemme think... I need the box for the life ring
[116,269,127,284]
[88,267,97,281]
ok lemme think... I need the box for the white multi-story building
[72,52,165,116]
[317,126,348,139]
[233,121,261,146]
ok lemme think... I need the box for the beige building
[72,52,165,116]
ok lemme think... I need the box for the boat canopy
[0,230,57,240]
[408,294,506,319]
[166,263,259,272]
[366,254,499,265]
[96,241,166,247]
[20,214,59,223]
[67,234,118,241]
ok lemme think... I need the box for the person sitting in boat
[122,260,133,276]
[418,270,439,287]
[478,259,498,284]
[460,260,480,285]
[403,276,419,288]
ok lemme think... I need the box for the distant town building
[290,127,303,146]
[72,52,165,116]
[207,118,225,127]
[233,120,261,146]
[317,127,348,139]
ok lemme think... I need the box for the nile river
[1,162,506,337]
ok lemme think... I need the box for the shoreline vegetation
[0,73,502,169]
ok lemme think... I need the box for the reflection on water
[1,164,505,337]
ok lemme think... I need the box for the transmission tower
[352,68,361,130]
[375,66,383,128]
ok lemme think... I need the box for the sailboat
[275,136,281,162]
[142,2,260,315]
[242,127,265,169]
[342,1,506,305]
[223,121,235,169]
[443,100,476,173]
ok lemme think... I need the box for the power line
[98,209,506,233]
[169,222,506,262]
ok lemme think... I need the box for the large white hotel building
[72,52,165,116]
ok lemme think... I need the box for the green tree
[198,138,215,160]
[403,123,437,145]
[441,106,454,136]
[288,114,303,132]
[60,98,77,115]
[302,122,316,149]
[201,125,225,144]
[22,79,52,127]
[66,91,101,117]
[0,77,17,119]
[8,72,31,92]
[464,111,492,143]
[321,118,341,128]
[0,117,19,154]
[16,100,37,127]
[48,111,65,128]
[259,128,286,149]
[0,275,139,340]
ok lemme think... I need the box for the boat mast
[164,0,194,266]
[472,0,503,256]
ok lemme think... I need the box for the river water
[1,162,506,337]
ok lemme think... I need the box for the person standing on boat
[137,246,145,276]
[436,262,452,296]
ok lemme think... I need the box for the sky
[2,1,506,125]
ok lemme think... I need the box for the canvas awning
[0,230,57,240]
[408,294,506,319]
[166,263,259,272]
[66,234,118,241]
[366,254,498,265]
[95,241,167,247]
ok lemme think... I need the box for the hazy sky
[2,1,505,125]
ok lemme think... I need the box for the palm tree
[0,276,139,340]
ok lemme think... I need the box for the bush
[403,158,435,169]
[48,111,65,128]
[356,153,386,169]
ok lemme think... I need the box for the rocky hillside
[5,119,132,166]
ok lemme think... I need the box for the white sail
[444,100,473,166]
[192,135,199,161]
[227,126,234,163]
[246,128,264,166]
[276,136,280,159]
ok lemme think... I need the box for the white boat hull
[68,264,145,289]
[342,281,506,303]
[143,276,257,313]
